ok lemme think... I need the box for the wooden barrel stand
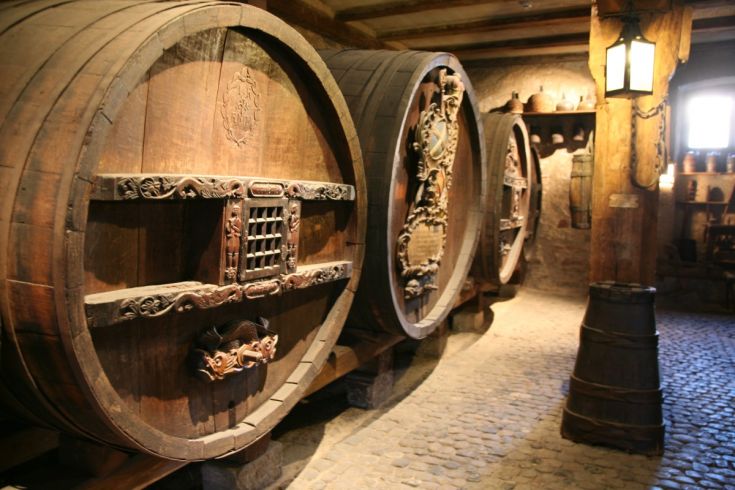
[0,0,366,461]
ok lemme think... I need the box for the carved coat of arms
[222,67,261,147]
[397,69,465,299]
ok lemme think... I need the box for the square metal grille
[239,199,287,281]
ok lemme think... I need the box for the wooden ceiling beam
[378,7,591,42]
[443,32,590,57]
[267,0,387,49]
[336,0,510,22]
[692,14,735,30]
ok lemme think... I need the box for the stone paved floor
[276,289,735,490]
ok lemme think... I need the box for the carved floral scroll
[397,69,465,299]
[191,318,278,383]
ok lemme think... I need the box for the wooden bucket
[474,113,533,286]
[570,153,593,229]
[0,0,366,460]
[562,282,664,455]
[319,50,486,339]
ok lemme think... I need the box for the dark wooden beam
[267,0,387,49]
[692,14,735,30]
[336,0,508,22]
[378,7,590,42]
[445,32,590,57]
[461,52,590,68]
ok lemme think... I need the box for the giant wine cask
[0,0,365,460]
[474,113,534,286]
[320,50,485,339]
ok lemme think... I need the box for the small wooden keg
[570,153,593,229]
[562,281,664,455]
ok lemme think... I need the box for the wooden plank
[90,174,356,201]
[303,333,403,397]
[448,32,590,58]
[378,7,591,42]
[336,0,509,22]
[84,261,353,328]
[267,0,387,49]
[76,454,188,490]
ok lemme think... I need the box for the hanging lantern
[605,16,656,98]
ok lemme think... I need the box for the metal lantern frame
[605,15,656,98]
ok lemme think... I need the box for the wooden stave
[0,1,366,460]
[320,49,486,340]
[475,113,533,286]
[525,145,542,248]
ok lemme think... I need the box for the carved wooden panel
[396,69,465,299]
[84,262,352,328]
[85,172,355,329]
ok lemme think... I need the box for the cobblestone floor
[276,289,735,490]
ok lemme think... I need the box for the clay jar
[577,94,596,111]
[556,93,575,111]
[526,85,555,113]
[505,91,524,114]
[682,151,696,173]
[706,152,719,173]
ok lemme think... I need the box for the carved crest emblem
[397,69,465,299]
[222,67,260,147]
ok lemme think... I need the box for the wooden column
[588,4,692,285]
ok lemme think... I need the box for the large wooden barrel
[475,113,533,286]
[570,153,593,229]
[561,282,664,455]
[0,0,365,460]
[320,50,485,339]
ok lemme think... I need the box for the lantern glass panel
[606,43,626,93]
[629,39,655,93]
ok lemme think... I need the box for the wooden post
[588,3,692,284]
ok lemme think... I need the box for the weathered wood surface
[320,49,486,340]
[474,113,533,286]
[562,281,663,455]
[588,4,692,284]
[304,332,403,398]
[0,0,365,461]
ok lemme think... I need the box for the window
[687,94,732,149]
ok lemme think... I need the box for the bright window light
[687,95,732,148]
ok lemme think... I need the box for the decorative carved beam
[336,0,508,22]
[85,261,353,328]
[266,0,387,49]
[378,7,591,42]
[90,174,355,202]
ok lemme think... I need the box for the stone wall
[467,58,596,294]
